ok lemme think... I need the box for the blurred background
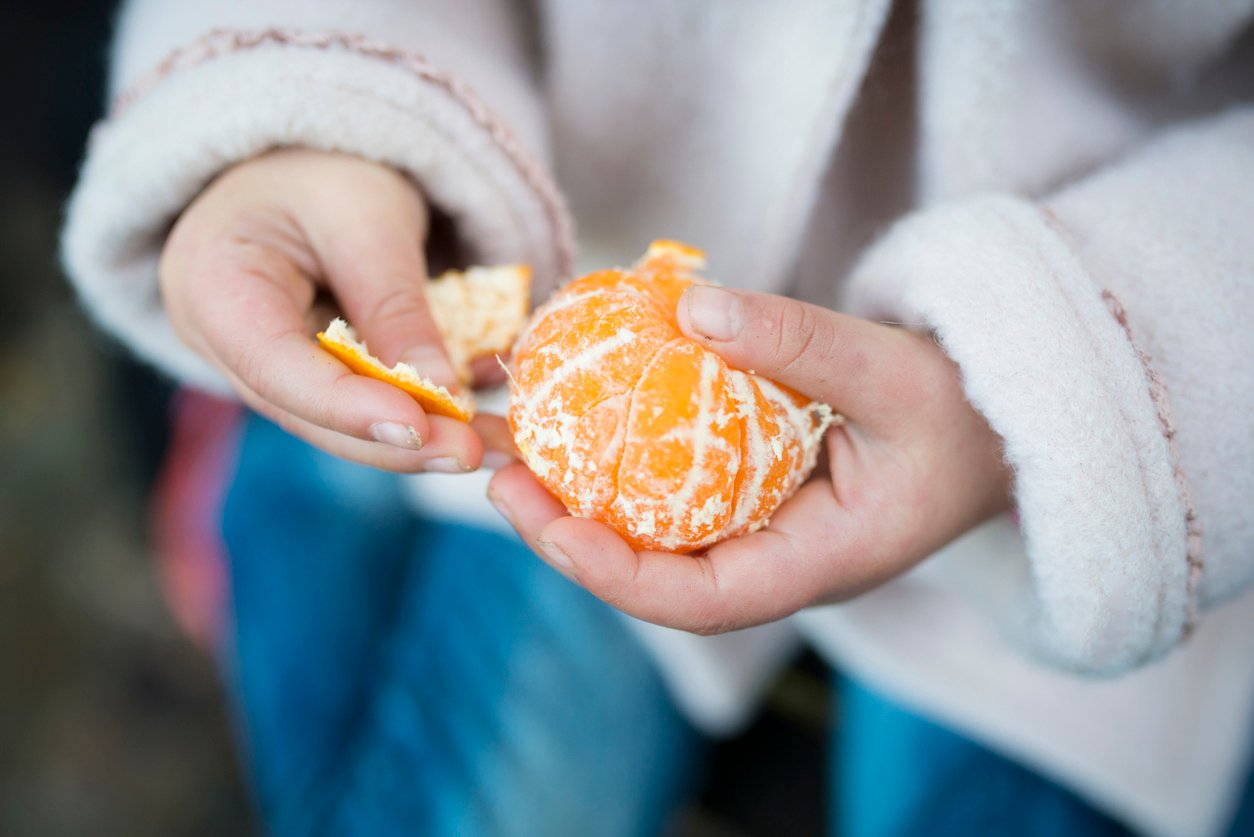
[1,2,252,834]
[1,4,832,835]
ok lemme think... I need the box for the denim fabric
[216,414,1253,837]
[832,676,1254,837]
[220,414,700,837]
[831,675,1131,837]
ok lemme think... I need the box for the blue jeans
[220,415,700,836]
[833,678,1254,837]
[832,678,1133,836]
[217,413,1252,836]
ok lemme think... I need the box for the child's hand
[161,149,508,472]
[488,287,1014,633]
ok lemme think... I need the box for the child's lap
[213,412,1253,836]
[832,677,1133,836]
[219,413,700,836]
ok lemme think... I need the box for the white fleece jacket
[62,2,1254,835]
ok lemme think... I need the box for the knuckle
[228,238,287,281]
[882,333,946,407]
[685,556,734,636]
[362,284,429,331]
[233,348,268,393]
[688,611,733,636]
[771,300,837,378]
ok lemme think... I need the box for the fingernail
[686,285,742,341]
[537,538,575,574]
[423,456,474,474]
[482,450,516,470]
[370,422,423,450]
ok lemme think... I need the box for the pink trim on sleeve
[1102,289,1205,636]
[111,28,576,279]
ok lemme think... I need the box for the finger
[186,244,436,449]
[698,480,886,606]
[486,452,821,631]
[536,515,737,630]
[309,180,462,389]
[676,286,921,421]
[233,371,486,473]
[487,463,569,551]
[471,414,520,469]
[488,457,897,632]
[536,480,901,634]
[470,354,509,388]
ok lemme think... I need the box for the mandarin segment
[558,393,632,517]
[723,372,823,536]
[610,340,741,551]
[508,240,836,554]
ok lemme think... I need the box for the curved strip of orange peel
[316,264,531,422]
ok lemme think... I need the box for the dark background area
[1,3,252,835]
[1,4,831,835]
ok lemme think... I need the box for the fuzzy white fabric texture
[847,192,1196,672]
[1048,109,1254,609]
[541,0,893,293]
[825,110,1254,835]
[61,1,1254,835]
[65,1,570,394]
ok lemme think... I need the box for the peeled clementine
[509,241,835,553]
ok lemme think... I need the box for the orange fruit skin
[317,321,475,422]
[314,263,530,423]
[509,241,834,554]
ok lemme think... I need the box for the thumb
[677,285,911,420]
[320,219,460,391]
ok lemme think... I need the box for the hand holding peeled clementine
[508,242,834,553]
[489,278,1014,634]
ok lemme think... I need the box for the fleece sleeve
[843,106,1254,674]
[62,0,573,393]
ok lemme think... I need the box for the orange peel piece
[316,264,531,422]
[317,318,476,421]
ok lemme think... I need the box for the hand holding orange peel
[317,264,531,422]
